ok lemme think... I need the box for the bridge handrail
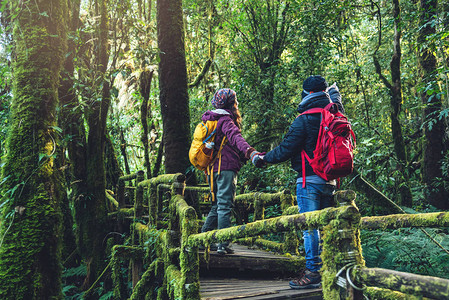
[361,211,449,229]
[358,267,449,299]
[187,205,359,247]
[186,190,364,299]
[120,174,449,300]
[117,170,145,208]
[135,173,185,225]
[168,194,200,299]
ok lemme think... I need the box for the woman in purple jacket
[201,88,258,255]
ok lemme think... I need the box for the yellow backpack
[189,120,226,173]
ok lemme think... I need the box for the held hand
[251,152,266,168]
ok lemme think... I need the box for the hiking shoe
[289,270,321,289]
[216,245,234,255]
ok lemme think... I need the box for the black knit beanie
[302,75,328,93]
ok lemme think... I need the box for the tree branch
[188,58,212,88]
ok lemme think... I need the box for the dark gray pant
[201,170,237,236]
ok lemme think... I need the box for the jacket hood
[202,109,231,122]
[297,91,332,113]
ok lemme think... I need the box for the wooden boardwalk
[199,244,323,300]
[200,278,322,299]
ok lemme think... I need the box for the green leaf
[0,175,10,186]
[39,153,47,163]
[50,125,63,133]
[0,199,9,210]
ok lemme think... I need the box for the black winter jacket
[263,87,344,178]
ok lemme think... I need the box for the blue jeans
[297,182,335,272]
[201,171,237,234]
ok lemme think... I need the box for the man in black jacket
[253,75,344,289]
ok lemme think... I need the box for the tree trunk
[390,0,412,206]
[81,0,111,292]
[418,0,448,209]
[105,133,124,190]
[157,0,191,175]
[140,69,154,178]
[0,0,67,298]
[373,0,413,206]
[120,129,131,174]
[58,0,83,269]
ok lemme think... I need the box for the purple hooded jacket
[201,109,251,173]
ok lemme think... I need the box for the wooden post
[134,170,145,220]
[131,170,145,289]
[321,190,364,300]
[117,172,140,232]
[117,178,125,208]
[253,192,264,221]
[280,190,299,255]
[171,194,199,299]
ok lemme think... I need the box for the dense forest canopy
[0,0,448,298]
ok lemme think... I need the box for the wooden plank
[200,277,322,300]
[200,244,304,275]
[199,245,318,299]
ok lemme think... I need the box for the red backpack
[300,102,356,187]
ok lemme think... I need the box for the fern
[99,291,114,300]
[361,228,449,279]
[62,264,87,278]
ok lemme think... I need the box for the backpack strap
[301,150,313,188]
[298,104,338,188]
[216,137,227,175]
[299,107,324,116]
[206,136,227,203]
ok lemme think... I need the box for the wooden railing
[108,172,449,300]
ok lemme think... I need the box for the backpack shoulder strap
[299,107,324,116]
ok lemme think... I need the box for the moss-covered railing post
[321,190,365,300]
[117,171,141,232]
[117,172,139,208]
[280,190,298,255]
[129,223,167,299]
[164,175,199,299]
[133,170,146,221]
[169,195,200,299]
[111,245,145,299]
[144,173,185,226]
[131,170,146,288]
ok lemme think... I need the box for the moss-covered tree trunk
[81,0,112,291]
[105,133,124,190]
[389,0,412,206]
[59,0,83,268]
[0,0,67,298]
[139,69,154,178]
[157,0,191,175]
[418,0,449,210]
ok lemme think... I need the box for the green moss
[111,247,127,300]
[0,0,67,298]
[365,287,423,300]
[165,265,183,300]
[187,205,358,247]
[319,200,364,300]
[361,211,449,230]
[129,260,157,300]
